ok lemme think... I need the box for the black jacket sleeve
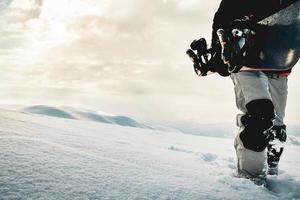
[211,0,238,49]
[212,0,237,31]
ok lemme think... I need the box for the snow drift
[1,108,300,200]
[22,105,152,129]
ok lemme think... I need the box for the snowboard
[187,0,300,76]
[243,1,300,71]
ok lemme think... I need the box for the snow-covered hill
[22,105,152,129]
[1,109,300,200]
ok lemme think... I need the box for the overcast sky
[1,0,300,125]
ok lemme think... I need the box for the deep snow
[0,109,300,200]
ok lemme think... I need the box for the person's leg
[231,71,274,181]
[266,74,288,175]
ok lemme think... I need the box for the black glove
[216,29,232,64]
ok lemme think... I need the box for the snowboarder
[211,0,300,184]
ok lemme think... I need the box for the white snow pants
[230,71,288,178]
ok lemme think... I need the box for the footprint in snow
[266,173,300,199]
[198,152,218,162]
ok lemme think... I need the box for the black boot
[267,125,287,175]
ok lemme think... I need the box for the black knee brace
[240,99,275,152]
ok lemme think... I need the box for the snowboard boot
[267,125,287,175]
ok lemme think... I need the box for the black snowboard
[244,22,300,70]
[244,1,300,71]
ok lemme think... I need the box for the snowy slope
[22,105,152,129]
[1,109,300,200]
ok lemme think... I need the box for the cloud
[0,0,250,123]
[1,0,299,125]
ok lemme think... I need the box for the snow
[1,109,300,200]
[22,105,152,129]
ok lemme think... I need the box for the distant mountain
[22,105,152,129]
[23,105,76,119]
[287,125,300,137]
[22,105,300,139]
[162,121,237,138]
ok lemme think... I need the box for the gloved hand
[216,29,232,64]
[221,44,232,64]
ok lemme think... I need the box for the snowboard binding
[186,28,254,77]
[186,38,213,76]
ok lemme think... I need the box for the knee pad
[241,99,275,131]
[240,99,275,152]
